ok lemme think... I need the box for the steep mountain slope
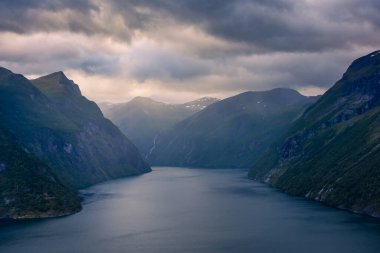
[148,88,317,168]
[100,97,219,157]
[0,122,80,219]
[0,67,150,189]
[249,50,380,217]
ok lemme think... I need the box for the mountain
[0,67,150,189]
[182,97,221,112]
[147,88,317,168]
[100,97,220,157]
[249,50,380,217]
[0,122,80,219]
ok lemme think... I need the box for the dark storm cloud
[0,0,380,102]
[130,0,380,52]
[0,0,97,33]
[2,0,380,53]
[0,0,95,10]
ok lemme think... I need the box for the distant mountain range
[0,68,150,219]
[2,50,380,220]
[103,50,380,218]
[249,50,380,217]
[147,88,318,168]
[99,97,220,157]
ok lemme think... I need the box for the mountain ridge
[0,67,150,190]
[148,88,318,168]
[100,96,220,156]
[32,71,82,97]
[249,50,380,217]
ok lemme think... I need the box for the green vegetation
[249,50,380,217]
[0,123,80,219]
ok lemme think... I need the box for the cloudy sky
[1,0,379,103]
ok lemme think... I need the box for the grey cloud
[0,0,97,33]
[126,48,211,82]
[0,32,121,76]
[236,52,356,89]
[2,0,380,53]
[1,53,119,77]
[141,48,371,95]
[0,0,95,10]
[0,0,380,102]
[0,0,135,41]
[79,56,120,75]
[121,0,380,52]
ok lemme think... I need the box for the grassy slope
[249,50,380,217]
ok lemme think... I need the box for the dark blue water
[1,167,380,253]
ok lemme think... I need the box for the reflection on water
[1,167,380,253]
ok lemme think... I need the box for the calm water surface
[1,167,380,253]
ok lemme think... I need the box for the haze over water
[1,167,380,253]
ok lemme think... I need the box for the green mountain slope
[148,88,317,168]
[100,97,219,157]
[0,67,150,189]
[249,50,380,217]
[0,123,80,219]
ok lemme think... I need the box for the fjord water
[1,167,380,253]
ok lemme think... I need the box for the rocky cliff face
[0,68,150,189]
[249,50,380,217]
[0,123,81,219]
